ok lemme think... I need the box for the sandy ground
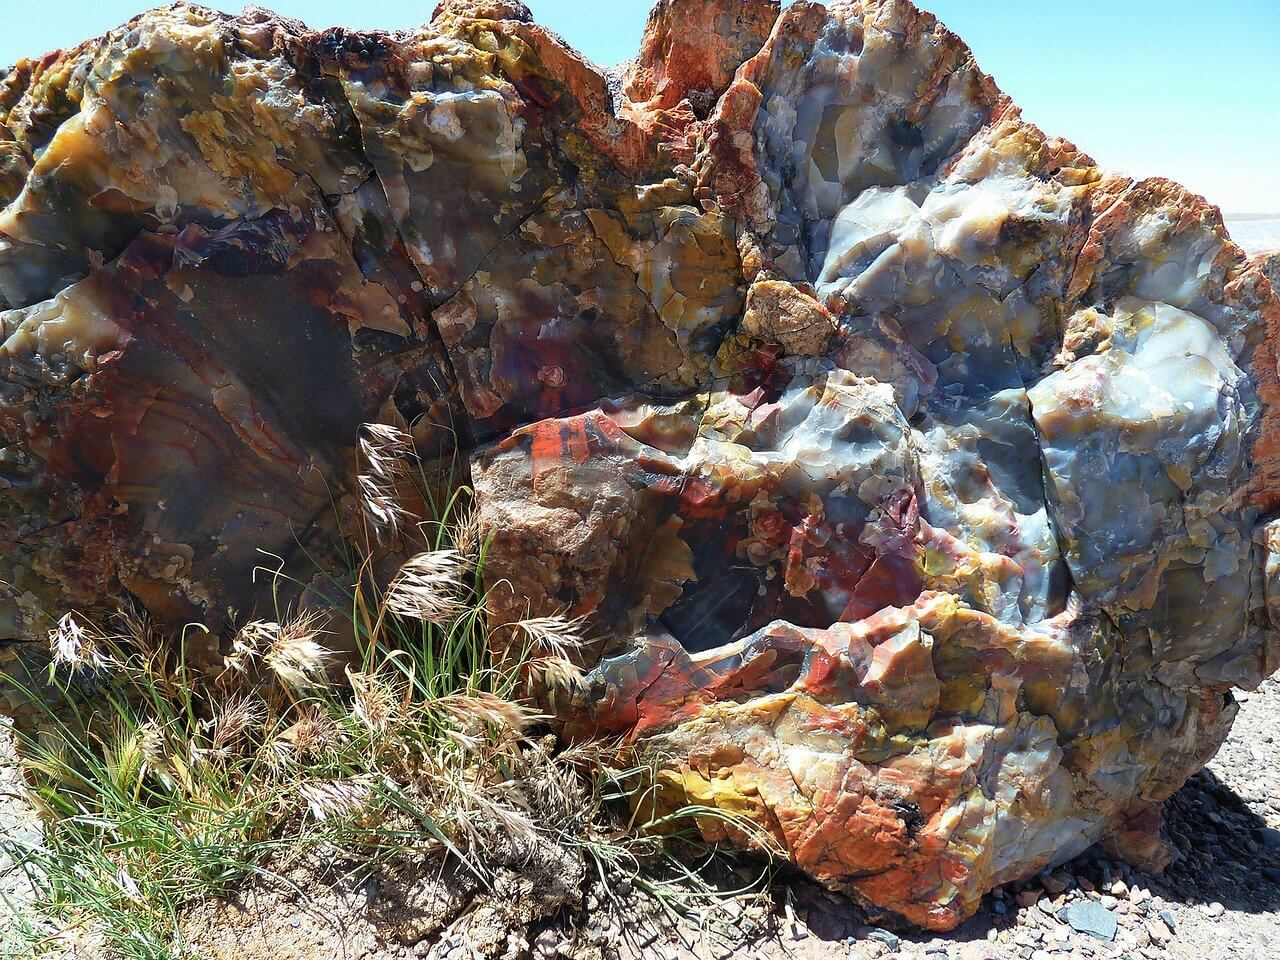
[3,679,1279,960]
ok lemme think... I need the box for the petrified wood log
[3,0,1280,929]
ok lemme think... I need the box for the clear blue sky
[1,0,1276,213]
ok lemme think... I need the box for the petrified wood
[2,0,1279,929]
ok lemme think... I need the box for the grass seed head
[357,422,414,541]
[358,474,412,542]
[48,613,111,672]
[299,777,374,822]
[223,619,276,677]
[105,728,147,796]
[273,704,340,763]
[513,613,585,660]
[347,667,397,734]
[539,656,588,694]
[206,694,266,755]
[452,504,486,556]
[358,423,412,482]
[384,549,467,625]
[440,691,536,736]
[262,611,332,691]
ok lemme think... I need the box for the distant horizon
[1,1,1278,214]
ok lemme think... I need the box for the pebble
[1158,909,1177,933]
[867,928,901,951]
[1145,918,1172,945]
[1040,873,1069,896]
[1065,901,1118,942]
[1205,901,1226,918]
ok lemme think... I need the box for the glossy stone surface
[3,0,1280,930]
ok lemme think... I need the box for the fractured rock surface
[2,0,1280,931]
[1259,252,1280,299]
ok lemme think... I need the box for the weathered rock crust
[2,0,1279,931]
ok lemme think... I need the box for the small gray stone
[867,928,901,951]
[1146,918,1171,944]
[1065,901,1118,942]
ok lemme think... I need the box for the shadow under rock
[1141,768,1280,913]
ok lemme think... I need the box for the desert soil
[3,679,1279,960]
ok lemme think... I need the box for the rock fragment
[1065,901,1118,942]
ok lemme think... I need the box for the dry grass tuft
[0,423,772,960]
